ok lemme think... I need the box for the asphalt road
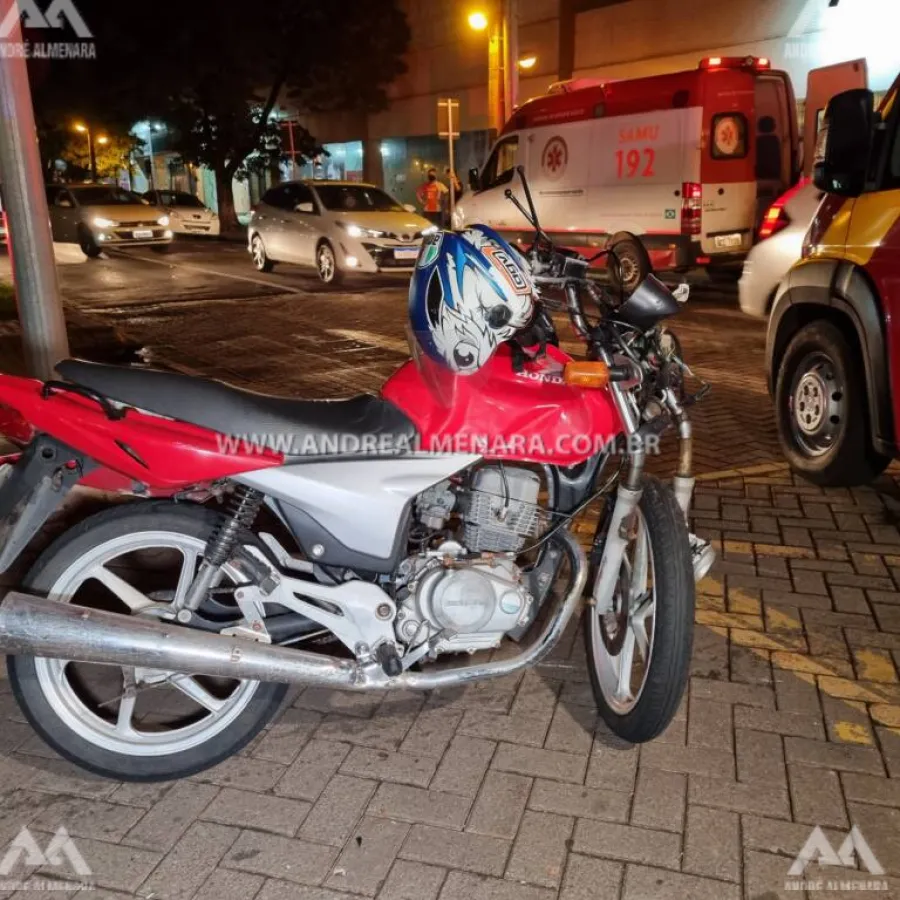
[57,237,413,311]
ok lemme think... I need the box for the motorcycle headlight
[157,215,170,227]
[92,216,117,228]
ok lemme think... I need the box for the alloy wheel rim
[789,351,845,456]
[590,510,656,714]
[252,237,266,270]
[319,246,335,282]
[34,530,258,757]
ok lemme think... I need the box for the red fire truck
[459,56,865,280]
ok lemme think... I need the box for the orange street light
[97,135,109,145]
[468,10,488,30]
[73,122,87,133]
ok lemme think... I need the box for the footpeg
[689,533,716,583]
[375,642,403,678]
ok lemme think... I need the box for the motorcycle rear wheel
[7,502,288,781]
[584,476,694,743]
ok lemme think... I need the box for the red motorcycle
[0,176,704,781]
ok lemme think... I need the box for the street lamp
[73,122,104,181]
[518,55,537,70]
[139,122,163,191]
[466,2,518,133]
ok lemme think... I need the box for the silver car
[738,180,823,318]
[46,184,173,258]
[248,180,437,284]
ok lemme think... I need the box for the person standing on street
[416,168,447,227]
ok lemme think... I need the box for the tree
[57,131,141,183]
[31,0,410,229]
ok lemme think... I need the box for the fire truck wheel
[775,320,890,487]
[607,232,651,296]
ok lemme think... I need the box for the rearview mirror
[295,201,315,213]
[468,167,481,192]
[813,88,874,197]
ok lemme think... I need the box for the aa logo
[789,825,885,877]
[0,826,92,877]
[0,1,93,39]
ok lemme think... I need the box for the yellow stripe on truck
[844,190,900,267]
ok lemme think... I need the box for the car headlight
[92,216,117,228]
[157,215,170,227]
[339,222,383,238]
[421,225,439,236]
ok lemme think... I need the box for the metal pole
[0,4,69,378]
[505,0,519,114]
[88,126,97,181]
[488,21,502,133]
[287,121,298,179]
[147,127,155,191]
[447,100,456,229]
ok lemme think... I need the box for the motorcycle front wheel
[7,502,288,781]
[585,476,694,743]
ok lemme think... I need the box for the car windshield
[159,191,205,208]
[73,187,144,206]
[314,184,404,213]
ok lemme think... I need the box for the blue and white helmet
[409,225,536,374]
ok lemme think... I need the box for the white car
[143,190,220,236]
[738,180,824,317]
[248,180,436,284]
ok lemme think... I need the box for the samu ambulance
[458,56,866,278]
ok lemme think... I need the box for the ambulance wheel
[607,232,651,296]
[775,320,890,487]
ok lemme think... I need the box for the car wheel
[775,320,890,486]
[78,228,102,259]
[251,234,274,272]
[316,241,343,285]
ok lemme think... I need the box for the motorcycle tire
[584,476,694,743]
[7,502,288,782]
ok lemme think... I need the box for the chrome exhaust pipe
[0,532,586,691]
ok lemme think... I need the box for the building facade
[301,0,897,205]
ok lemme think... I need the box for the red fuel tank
[382,343,623,465]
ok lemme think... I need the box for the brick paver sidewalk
[0,291,896,898]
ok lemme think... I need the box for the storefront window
[298,141,364,181]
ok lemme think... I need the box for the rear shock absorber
[176,486,264,615]
[205,487,264,566]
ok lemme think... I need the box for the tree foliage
[29,0,410,226]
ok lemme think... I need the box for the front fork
[591,377,715,613]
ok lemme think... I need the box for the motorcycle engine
[396,466,542,655]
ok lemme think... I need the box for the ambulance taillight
[681,182,702,236]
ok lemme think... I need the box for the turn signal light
[563,361,610,389]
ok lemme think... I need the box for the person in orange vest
[416,168,448,228]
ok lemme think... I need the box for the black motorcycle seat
[55,359,417,457]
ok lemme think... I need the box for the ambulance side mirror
[813,88,874,197]
[468,167,481,192]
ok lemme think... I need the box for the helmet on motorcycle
[408,225,535,374]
